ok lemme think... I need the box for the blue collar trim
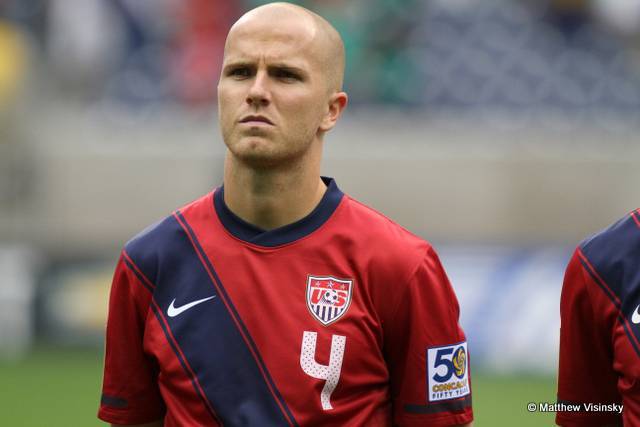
[214,177,343,247]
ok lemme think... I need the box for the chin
[224,133,312,169]
[233,136,274,155]
[236,152,286,169]
[235,145,309,171]
[228,138,278,166]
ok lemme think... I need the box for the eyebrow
[268,63,306,72]
[222,61,251,73]
[223,61,308,75]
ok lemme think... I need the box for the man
[557,209,640,426]
[98,3,473,426]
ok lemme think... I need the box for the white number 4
[300,331,346,410]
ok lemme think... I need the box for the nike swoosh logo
[167,296,216,317]
[632,305,640,324]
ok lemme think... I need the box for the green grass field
[0,347,557,426]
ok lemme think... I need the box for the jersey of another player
[98,177,473,426]
[557,208,640,427]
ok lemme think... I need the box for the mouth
[239,115,274,125]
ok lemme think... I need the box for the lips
[239,115,273,125]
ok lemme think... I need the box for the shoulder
[335,196,451,322]
[577,209,640,296]
[125,192,213,252]
[123,191,214,278]
[579,209,640,268]
[336,195,434,276]
[341,194,429,246]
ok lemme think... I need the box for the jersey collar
[214,177,344,247]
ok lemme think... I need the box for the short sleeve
[384,246,473,427]
[556,248,622,427]
[98,252,166,425]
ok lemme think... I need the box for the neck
[222,151,327,231]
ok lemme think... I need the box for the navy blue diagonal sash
[580,210,640,357]
[125,212,297,426]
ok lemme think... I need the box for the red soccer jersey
[557,208,640,427]
[99,178,473,426]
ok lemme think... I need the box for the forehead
[224,18,320,66]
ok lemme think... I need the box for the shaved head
[217,2,349,171]
[225,2,345,93]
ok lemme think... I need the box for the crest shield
[306,275,353,326]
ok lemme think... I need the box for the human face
[217,17,332,168]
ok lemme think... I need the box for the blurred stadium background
[1,0,639,425]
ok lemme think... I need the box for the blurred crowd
[1,0,639,360]
[0,0,639,120]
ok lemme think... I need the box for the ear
[319,91,348,132]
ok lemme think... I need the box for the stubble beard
[224,127,318,171]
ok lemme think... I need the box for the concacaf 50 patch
[426,341,470,402]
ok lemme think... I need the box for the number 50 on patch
[426,342,470,402]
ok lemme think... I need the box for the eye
[227,67,252,79]
[274,69,300,81]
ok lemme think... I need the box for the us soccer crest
[306,275,353,326]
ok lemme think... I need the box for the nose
[246,70,270,107]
